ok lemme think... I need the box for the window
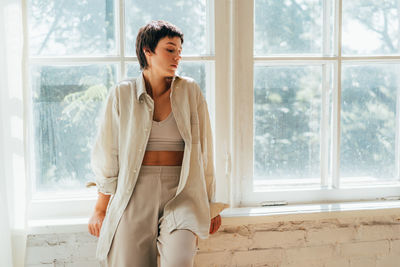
[25,0,400,220]
[235,0,400,206]
[26,0,215,219]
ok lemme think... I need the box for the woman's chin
[165,69,176,77]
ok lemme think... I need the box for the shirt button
[133,169,137,173]
[144,128,148,132]
[138,148,142,152]
[148,108,151,112]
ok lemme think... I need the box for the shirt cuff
[210,202,230,219]
[85,177,117,195]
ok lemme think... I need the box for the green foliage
[254,0,400,181]
[32,64,115,190]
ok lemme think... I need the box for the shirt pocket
[190,112,200,144]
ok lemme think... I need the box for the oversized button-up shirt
[87,72,230,260]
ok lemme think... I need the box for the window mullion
[233,0,254,207]
[207,0,215,55]
[321,0,332,188]
[118,0,126,79]
[214,0,231,206]
[332,0,342,189]
[321,64,330,187]
[395,65,400,181]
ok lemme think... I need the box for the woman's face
[145,36,182,77]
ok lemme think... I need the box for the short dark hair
[136,20,184,70]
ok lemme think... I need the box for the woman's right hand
[88,210,106,237]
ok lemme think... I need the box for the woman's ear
[144,48,151,67]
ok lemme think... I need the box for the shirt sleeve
[86,85,120,195]
[196,85,230,219]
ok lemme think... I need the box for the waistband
[139,165,182,174]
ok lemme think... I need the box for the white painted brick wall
[25,214,400,267]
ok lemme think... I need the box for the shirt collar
[136,71,180,101]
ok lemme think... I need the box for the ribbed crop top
[145,111,185,151]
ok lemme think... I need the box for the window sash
[234,0,400,207]
[23,0,400,221]
[25,0,218,220]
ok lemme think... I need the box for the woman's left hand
[209,214,221,234]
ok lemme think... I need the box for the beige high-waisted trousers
[106,165,199,267]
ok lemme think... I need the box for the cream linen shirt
[87,72,230,261]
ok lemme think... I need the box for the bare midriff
[142,151,184,166]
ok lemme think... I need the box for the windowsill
[221,200,400,225]
[27,200,400,235]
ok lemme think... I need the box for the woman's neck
[142,69,173,98]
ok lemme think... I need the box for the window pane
[124,0,207,56]
[31,64,117,192]
[254,0,331,55]
[126,62,207,97]
[28,0,116,56]
[342,0,400,55]
[340,64,400,184]
[254,65,325,187]
[125,63,142,79]
[176,62,207,97]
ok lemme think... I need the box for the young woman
[87,20,229,267]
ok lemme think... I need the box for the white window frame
[25,0,220,221]
[233,0,400,208]
[24,0,400,222]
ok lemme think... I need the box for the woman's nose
[174,53,181,61]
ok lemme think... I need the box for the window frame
[234,0,400,207]
[24,0,400,222]
[24,0,220,221]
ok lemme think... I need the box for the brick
[340,240,389,257]
[337,217,360,226]
[306,227,356,245]
[280,260,324,267]
[349,257,376,267]
[376,255,400,267]
[25,245,73,265]
[221,225,253,236]
[194,251,233,266]
[250,230,305,249]
[198,232,252,252]
[75,242,97,261]
[252,222,286,231]
[285,245,335,263]
[390,239,400,254]
[231,249,284,265]
[253,263,280,267]
[324,258,351,267]
[356,224,400,241]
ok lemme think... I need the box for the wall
[195,214,400,267]
[25,207,400,267]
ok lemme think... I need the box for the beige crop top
[145,111,185,151]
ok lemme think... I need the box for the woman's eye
[167,49,174,53]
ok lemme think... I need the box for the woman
[87,20,229,267]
